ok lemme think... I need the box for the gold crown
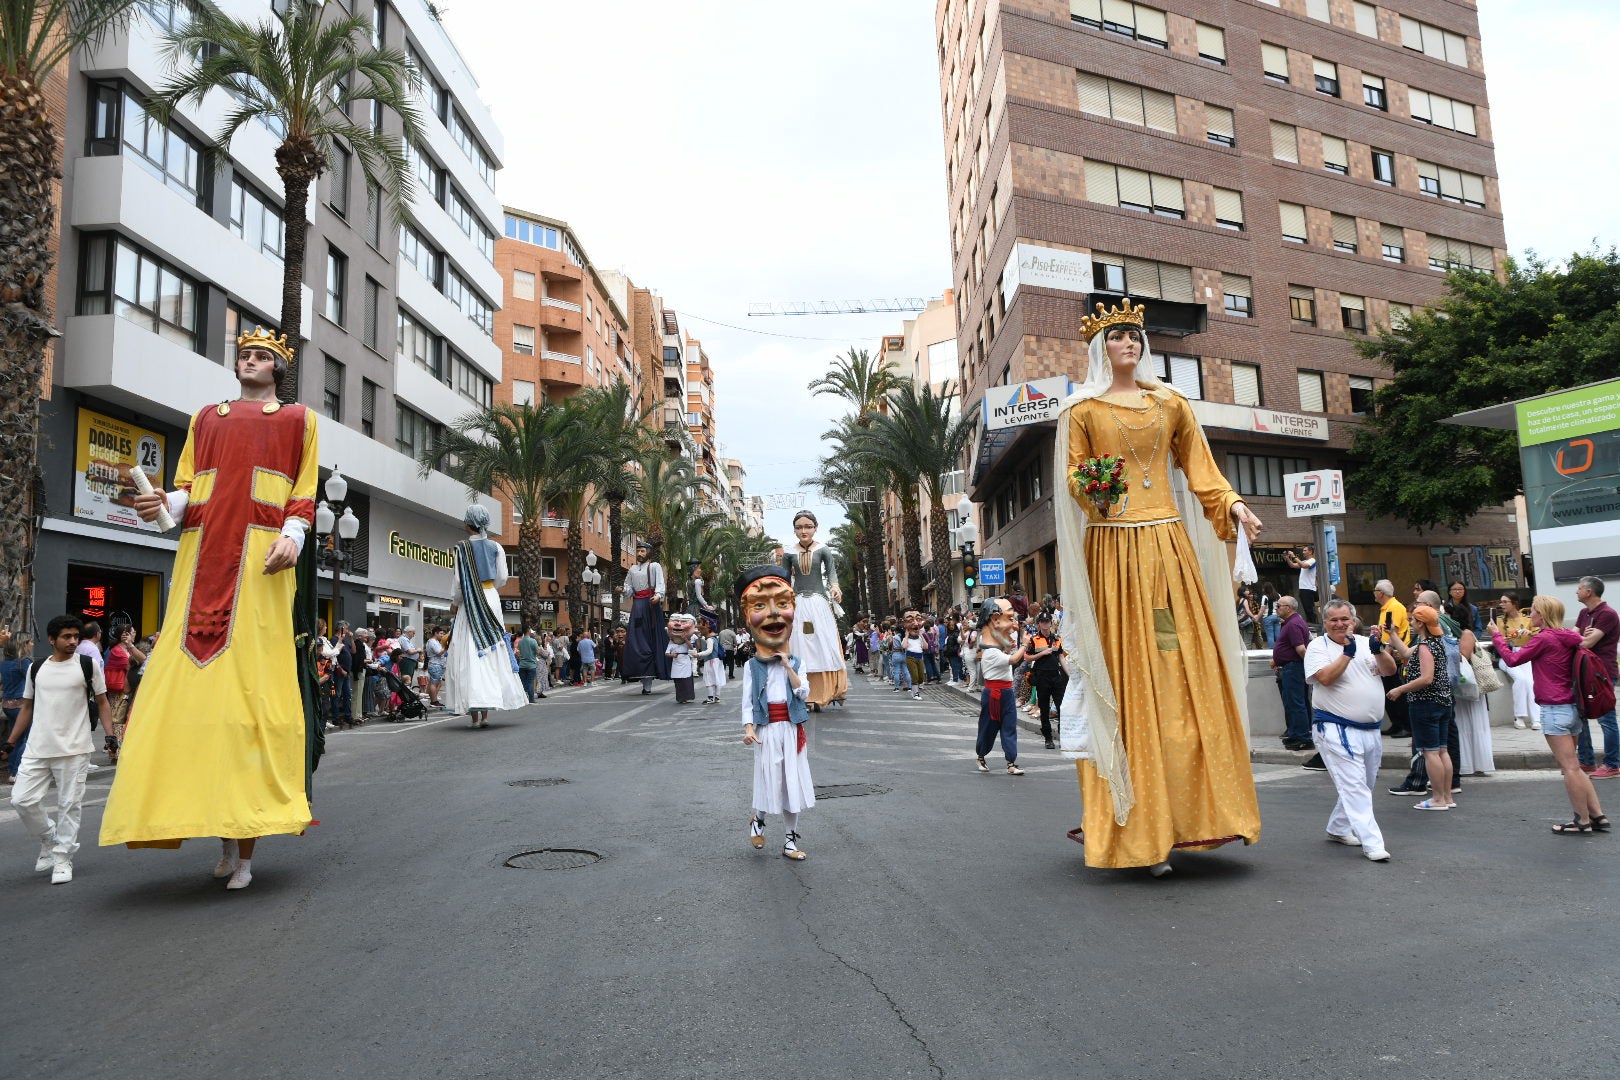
[236,325,295,362]
[1080,298,1146,342]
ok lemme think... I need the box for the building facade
[936,0,1520,619]
[39,0,504,639]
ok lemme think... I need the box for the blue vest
[748,656,808,725]
[470,536,501,581]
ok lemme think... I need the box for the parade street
[4,675,1615,1080]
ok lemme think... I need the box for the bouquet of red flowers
[1072,454,1128,518]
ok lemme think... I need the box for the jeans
[946,654,964,682]
[888,653,911,689]
[976,686,1019,762]
[361,673,376,716]
[1407,698,1452,752]
[519,666,537,702]
[1576,707,1619,768]
[331,672,352,723]
[1262,614,1282,648]
[3,706,24,777]
[1277,661,1310,743]
[923,653,939,682]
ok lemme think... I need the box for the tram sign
[1284,470,1345,518]
[977,558,1006,586]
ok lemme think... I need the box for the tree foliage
[1348,251,1620,531]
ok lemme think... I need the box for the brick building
[936,0,1523,616]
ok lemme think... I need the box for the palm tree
[150,0,424,400]
[859,381,975,610]
[808,347,902,617]
[624,451,717,552]
[0,0,142,632]
[828,520,866,616]
[419,402,598,633]
[575,383,659,628]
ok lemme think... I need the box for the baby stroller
[378,667,426,722]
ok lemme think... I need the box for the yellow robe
[100,405,318,847]
[1066,391,1261,867]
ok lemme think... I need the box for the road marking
[589,701,661,733]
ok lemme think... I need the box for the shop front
[360,498,465,634]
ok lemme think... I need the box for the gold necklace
[1104,399,1165,488]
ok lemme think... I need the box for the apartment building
[487,208,644,630]
[39,0,504,636]
[684,337,721,486]
[936,0,1522,612]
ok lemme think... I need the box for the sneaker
[1388,784,1427,796]
[1006,762,1025,776]
[1364,849,1392,862]
[911,691,922,700]
[213,839,240,879]
[226,864,253,890]
[1326,832,1359,846]
[1301,755,1327,772]
[35,844,55,872]
[1045,739,1056,749]
[976,757,989,773]
[1592,765,1620,780]
[1530,721,1542,731]
[1512,718,1528,730]
[50,861,73,884]
[1580,764,1598,774]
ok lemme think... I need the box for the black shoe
[1045,739,1056,749]
[1385,729,1411,738]
[1300,754,1327,772]
[1282,738,1309,751]
[1387,784,1427,796]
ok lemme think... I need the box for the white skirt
[445,586,528,713]
[1455,691,1495,774]
[789,592,844,675]
[703,658,727,688]
[751,719,815,815]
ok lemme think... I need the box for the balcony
[539,299,582,333]
[540,259,582,283]
[541,349,582,364]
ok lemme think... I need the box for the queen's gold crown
[1080,298,1146,342]
[236,325,294,362]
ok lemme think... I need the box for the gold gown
[1066,390,1260,867]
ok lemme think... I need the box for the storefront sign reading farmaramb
[74,407,166,530]
[983,377,1073,432]
[388,531,456,568]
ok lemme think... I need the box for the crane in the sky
[746,299,931,316]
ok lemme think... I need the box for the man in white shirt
[4,615,114,883]
[973,597,1030,776]
[1285,545,1319,623]
[1305,598,1398,862]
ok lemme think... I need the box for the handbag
[1455,651,1479,700]
[1469,648,1503,694]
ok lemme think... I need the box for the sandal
[975,757,989,773]
[782,831,807,861]
[1551,819,1593,835]
[1006,762,1025,776]
[1590,815,1611,833]
[748,815,766,850]
[1411,799,1451,811]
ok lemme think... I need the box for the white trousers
[1316,722,1386,856]
[11,753,91,862]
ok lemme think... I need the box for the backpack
[1572,648,1617,721]
[1439,633,1462,695]
[28,654,99,731]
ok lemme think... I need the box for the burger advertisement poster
[74,407,166,530]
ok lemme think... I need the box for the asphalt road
[4,674,1616,1079]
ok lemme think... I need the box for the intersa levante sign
[983,377,1073,431]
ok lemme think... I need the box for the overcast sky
[444,0,1615,549]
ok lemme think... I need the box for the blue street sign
[1324,524,1341,587]
[978,558,1006,586]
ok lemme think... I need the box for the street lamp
[580,550,602,631]
[315,469,362,630]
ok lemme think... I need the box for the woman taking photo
[103,623,147,764]
[1236,586,1262,650]
[1260,582,1282,648]
[1492,596,1606,834]
[1383,603,1456,811]
[1494,594,1541,730]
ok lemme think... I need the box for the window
[1298,371,1325,413]
[1340,294,1367,332]
[77,233,202,352]
[398,224,440,284]
[395,404,443,461]
[1401,16,1469,67]
[1230,362,1262,406]
[1221,274,1252,318]
[328,144,350,218]
[222,303,275,365]
[1289,285,1317,326]
[1306,0,1330,22]
[452,354,494,408]
[323,356,344,421]
[1157,354,1203,398]
[1279,202,1307,244]
[1069,1,1167,48]
[397,309,441,377]
[1206,104,1235,147]
[1213,187,1244,231]
[365,181,382,248]
[1313,58,1339,97]
[138,0,193,34]
[1387,302,1413,330]
[407,41,447,121]
[1261,42,1289,82]
[1076,71,1176,134]
[1084,160,1184,218]
[1409,88,1477,135]
[512,324,535,355]
[1381,223,1405,263]
[361,379,377,438]
[1270,121,1298,163]
[512,379,536,407]
[1416,159,1441,197]
[1226,454,1311,498]
[1092,253,1194,302]
[324,247,346,325]
[447,108,496,189]
[229,173,284,264]
[88,81,208,205]
[1354,2,1379,38]
[1349,375,1375,414]
[1321,135,1349,175]
[538,556,558,580]
[512,269,535,300]
[1331,213,1359,253]
[1196,23,1225,65]
[371,1,386,48]
[364,277,382,349]
[1092,255,1125,293]
[1371,148,1395,185]
[1427,235,1494,273]
[405,139,444,202]
[443,267,494,336]
[1362,73,1387,111]
[1417,161,1487,206]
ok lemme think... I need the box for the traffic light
[963,560,976,593]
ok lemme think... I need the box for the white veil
[1055,326,1250,826]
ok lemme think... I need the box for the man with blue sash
[1304,598,1399,862]
[736,565,814,861]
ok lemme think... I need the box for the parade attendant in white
[666,613,698,704]
[445,506,527,725]
[1305,601,1399,861]
[780,511,848,707]
[696,629,726,704]
[737,566,815,860]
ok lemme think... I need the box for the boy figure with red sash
[975,597,1030,776]
[738,566,814,861]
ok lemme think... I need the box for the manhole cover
[507,778,570,787]
[502,848,603,870]
[815,784,889,799]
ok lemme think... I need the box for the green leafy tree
[1348,251,1620,531]
[575,383,660,628]
[0,0,143,632]
[151,0,424,400]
